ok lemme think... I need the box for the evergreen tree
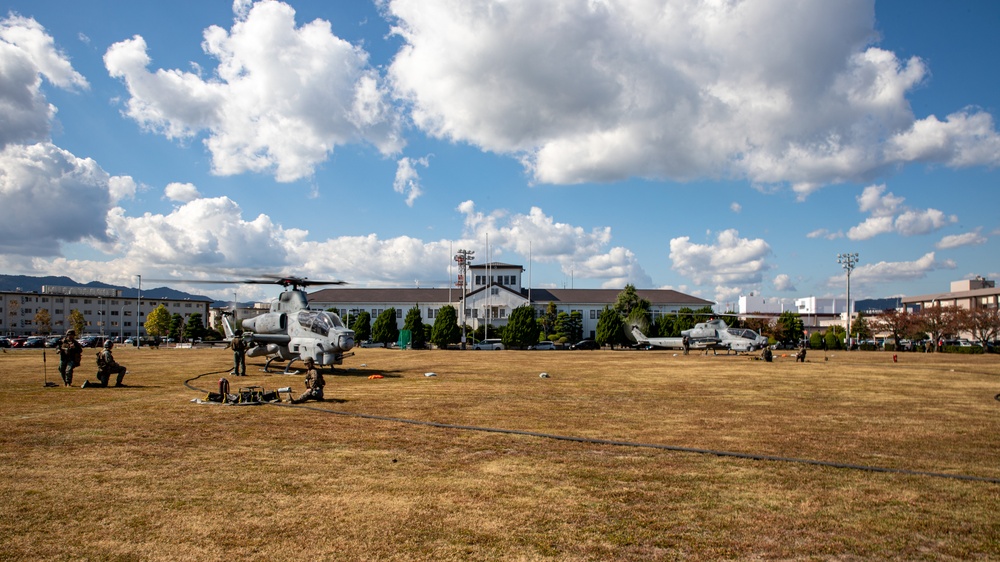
[674,307,696,333]
[613,284,651,318]
[553,311,571,343]
[540,302,558,339]
[825,325,845,350]
[773,311,804,345]
[431,305,461,349]
[596,306,627,349]
[169,313,184,340]
[851,311,872,340]
[145,304,171,337]
[183,313,207,341]
[503,305,540,349]
[403,305,426,349]
[808,331,824,349]
[371,308,399,345]
[656,313,676,337]
[350,311,371,342]
[567,311,583,342]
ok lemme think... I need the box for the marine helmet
[103,340,113,349]
[66,329,76,336]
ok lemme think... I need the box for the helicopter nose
[340,334,354,351]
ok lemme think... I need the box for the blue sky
[1,0,997,307]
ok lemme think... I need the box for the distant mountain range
[0,274,230,306]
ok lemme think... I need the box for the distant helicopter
[630,318,768,353]
[156,275,356,373]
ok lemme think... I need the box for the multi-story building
[902,277,1000,312]
[0,285,211,338]
[307,262,714,340]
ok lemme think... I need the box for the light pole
[136,274,141,346]
[837,253,859,349]
[454,249,474,349]
[120,306,126,342]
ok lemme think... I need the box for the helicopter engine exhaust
[242,313,286,334]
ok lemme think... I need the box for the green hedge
[942,345,984,354]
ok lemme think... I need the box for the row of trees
[29,305,214,342]
[332,289,1000,353]
[752,306,1000,352]
[146,305,215,341]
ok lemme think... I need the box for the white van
[473,338,504,350]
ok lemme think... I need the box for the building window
[590,310,597,319]
[84,299,92,304]
[490,288,499,295]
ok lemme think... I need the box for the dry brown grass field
[1,345,998,561]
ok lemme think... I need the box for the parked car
[570,339,600,350]
[529,341,556,350]
[360,341,385,348]
[0,337,10,348]
[473,338,504,350]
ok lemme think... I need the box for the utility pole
[837,253,859,350]
[454,249,475,349]
[136,274,141,347]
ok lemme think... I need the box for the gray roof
[901,286,1000,304]
[308,288,458,305]
[308,287,713,307]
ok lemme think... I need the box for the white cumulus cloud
[935,229,987,250]
[105,1,403,183]
[387,0,1000,193]
[832,252,955,288]
[773,273,796,292]
[846,184,956,240]
[164,182,201,202]
[0,15,88,148]
[669,229,771,286]
[393,156,428,207]
[457,201,651,286]
[0,143,125,256]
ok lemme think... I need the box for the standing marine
[229,330,248,376]
[81,340,127,388]
[57,329,83,386]
[290,358,324,404]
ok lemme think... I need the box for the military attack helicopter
[156,275,356,373]
[630,318,768,353]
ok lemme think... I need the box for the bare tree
[871,309,917,349]
[967,307,1000,350]
[916,305,958,352]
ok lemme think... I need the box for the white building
[307,262,714,340]
[738,294,785,314]
[794,297,853,315]
[1,285,211,338]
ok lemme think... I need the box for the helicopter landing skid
[263,356,300,375]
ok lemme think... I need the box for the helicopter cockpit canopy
[297,310,346,337]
